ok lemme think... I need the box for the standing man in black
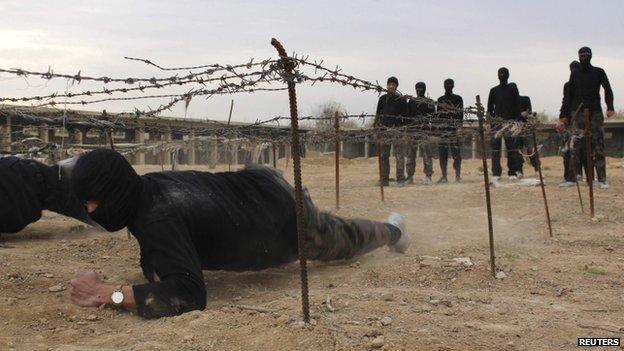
[559,46,615,189]
[375,77,408,186]
[557,61,582,187]
[436,79,464,183]
[487,67,523,180]
[407,82,436,185]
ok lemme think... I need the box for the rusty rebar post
[570,139,584,213]
[377,141,385,202]
[532,128,553,237]
[583,108,595,217]
[271,38,310,323]
[476,96,496,276]
[227,99,234,171]
[334,111,340,210]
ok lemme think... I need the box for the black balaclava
[578,46,592,70]
[569,60,580,74]
[498,67,509,85]
[415,82,426,98]
[71,149,142,232]
[0,157,43,233]
[444,78,454,95]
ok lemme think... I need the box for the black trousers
[438,140,461,177]
[491,136,523,177]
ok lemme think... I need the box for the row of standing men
[374,46,615,188]
[374,72,537,187]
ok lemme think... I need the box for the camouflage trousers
[301,189,401,261]
[380,142,409,182]
[420,140,435,177]
[394,142,418,181]
[572,112,606,182]
[268,167,402,261]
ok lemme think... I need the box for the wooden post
[476,96,496,276]
[334,111,340,210]
[583,108,595,217]
[532,128,553,237]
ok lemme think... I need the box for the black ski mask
[498,68,509,85]
[444,79,454,95]
[415,82,426,97]
[569,60,580,74]
[71,149,142,232]
[0,157,43,233]
[578,46,592,70]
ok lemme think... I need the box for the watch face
[112,291,124,304]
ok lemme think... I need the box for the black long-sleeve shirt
[436,93,464,131]
[407,97,435,131]
[487,83,521,120]
[375,93,407,127]
[519,96,532,114]
[562,64,614,116]
[128,167,298,318]
[559,81,582,120]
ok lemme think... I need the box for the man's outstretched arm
[70,219,206,318]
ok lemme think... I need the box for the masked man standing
[559,47,615,189]
[436,79,464,183]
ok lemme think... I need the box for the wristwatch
[111,286,124,306]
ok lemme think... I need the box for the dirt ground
[1,155,623,350]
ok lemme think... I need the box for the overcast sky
[1,0,622,123]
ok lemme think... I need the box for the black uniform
[436,93,463,178]
[407,98,436,177]
[0,156,92,234]
[562,60,614,182]
[487,82,523,177]
[375,93,408,182]
[71,150,403,319]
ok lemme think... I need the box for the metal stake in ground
[475,95,496,276]
[531,127,553,237]
[377,140,385,202]
[271,37,310,323]
[227,99,234,171]
[570,137,584,213]
[583,108,595,217]
[334,111,340,210]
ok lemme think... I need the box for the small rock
[369,336,385,349]
[380,316,392,326]
[507,341,515,347]
[428,299,440,306]
[452,257,474,268]
[86,314,98,321]
[43,273,54,278]
[287,320,307,329]
[381,293,394,301]
[495,271,508,279]
[530,266,538,271]
[48,284,65,292]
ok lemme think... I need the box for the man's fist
[606,110,616,118]
[69,270,108,307]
